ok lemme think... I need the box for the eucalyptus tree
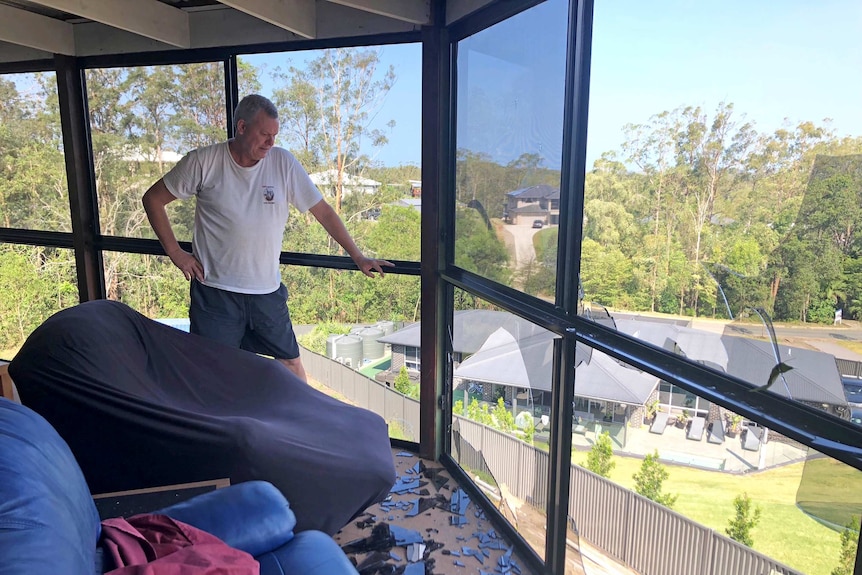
[455,149,510,221]
[672,102,755,314]
[622,111,680,312]
[271,69,320,170]
[86,67,156,303]
[0,74,68,231]
[85,63,233,312]
[125,66,178,172]
[0,75,76,349]
[172,63,230,151]
[455,206,511,284]
[272,48,395,216]
[771,155,862,322]
[743,122,831,233]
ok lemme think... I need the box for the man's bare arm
[309,199,394,278]
[142,179,203,281]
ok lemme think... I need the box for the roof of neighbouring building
[309,169,381,189]
[506,184,559,200]
[384,312,849,408]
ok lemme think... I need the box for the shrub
[453,399,465,416]
[492,397,516,432]
[586,431,615,478]
[521,416,535,444]
[393,366,419,399]
[725,492,762,547]
[297,321,351,355]
[832,516,860,575]
[633,450,678,508]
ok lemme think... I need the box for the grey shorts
[189,280,300,360]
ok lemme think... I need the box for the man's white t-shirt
[163,142,323,294]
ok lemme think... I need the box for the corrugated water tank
[375,321,395,352]
[326,334,363,368]
[325,334,341,358]
[375,321,395,336]
[355,327,385,361]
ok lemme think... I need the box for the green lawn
[836,339,862,356]
[572,453,843,575]
[796,457,862,528]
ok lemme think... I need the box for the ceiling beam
[0,4,75,55]
[326,0,429,24]
[26,0,190,48]
[446,0,494,25]
[216,0,316,39]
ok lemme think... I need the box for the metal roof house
[382,312,849,429]
[504,184,560,225]
[452,326,659,419]
[308,169,382,196]
[616,318,849,416]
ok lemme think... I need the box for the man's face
[237,111,278,162]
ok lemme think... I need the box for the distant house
[409,179,422,197]
[709,214,735,226]
[396,198,421,213]
[377,310,850,429]
[615,318,848,415]
[308,169,381,196]
[376,309,659,426]
[122,148,184,163]
[504,184,559,225]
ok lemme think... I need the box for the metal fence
[304,350,421,442]
[308,352,802,575]
[836,358,862,379]
[454,416,802,575]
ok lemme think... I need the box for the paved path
[803,339,862,361]
[684,317,862,360]
[572,424,806,474]
[499,222,542,267]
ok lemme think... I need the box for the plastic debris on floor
[335,449,530,575]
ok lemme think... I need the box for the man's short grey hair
[234,94,278,131]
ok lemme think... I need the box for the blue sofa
[0,398,358,575]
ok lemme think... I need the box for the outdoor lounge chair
[686,416,706,441]
[649,411,669,434]
[742,426,762,451]
[572,415,589,435]
[707,420,725,444]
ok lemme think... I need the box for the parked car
[842,377,862,406]
[532,219,544,229]
[850,409,862,426]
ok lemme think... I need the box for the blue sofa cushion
[156,480,296,558]
[0,399,101,575]
[258,531,359,575]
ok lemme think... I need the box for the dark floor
[334,448,538,575]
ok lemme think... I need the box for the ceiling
[0,0,493,65]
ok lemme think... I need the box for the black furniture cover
[9,300,396,535]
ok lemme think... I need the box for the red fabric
[100,514,259,575]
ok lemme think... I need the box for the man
[143,94,393,382]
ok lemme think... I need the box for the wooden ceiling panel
[0,0,495,65]
[216,0,315,39]
[326,0,429,25]
[25,0,190,48]
[0,3,74,55]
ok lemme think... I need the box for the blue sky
[244,45,423,168]
[249,0,861,169]
[588,0,862,165]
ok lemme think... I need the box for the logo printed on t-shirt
[262,185,275,203]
